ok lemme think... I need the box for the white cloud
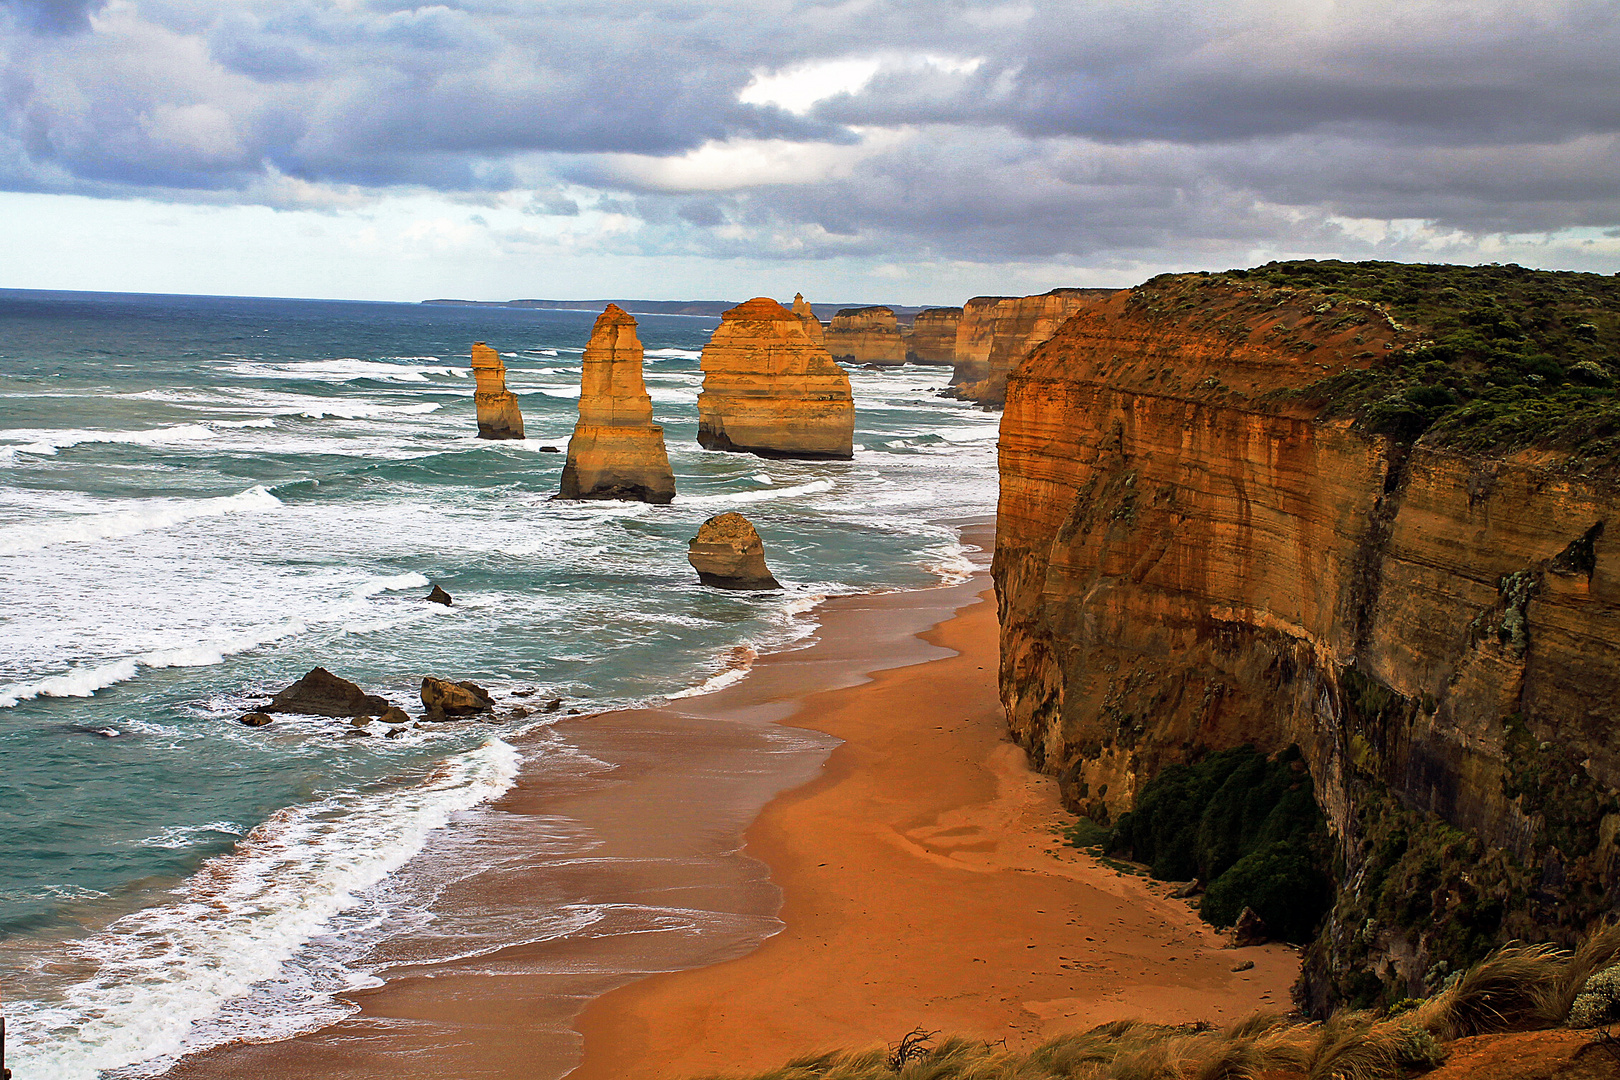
[592,129,913,192]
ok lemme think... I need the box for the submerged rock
[238,712,273,727]
[267,667,392,717]
[688,512,781,590]
[426,584,453,606]
[557,304,677,503]
[421,676,494,718]
[696,297,854,460]
[471,341,525,440]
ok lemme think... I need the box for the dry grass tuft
[697,927,1620,1080]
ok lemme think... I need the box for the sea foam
[0,485,283,555]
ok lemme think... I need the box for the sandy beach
[165,532,1297,1080]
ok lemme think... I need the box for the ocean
[0,288,1000,1078]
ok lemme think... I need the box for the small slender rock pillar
[791,292,826,347]
[688,512,781,590]
[471,342,525,440]
[557,304,677,504]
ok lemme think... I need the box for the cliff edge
[994,261,1620,1012]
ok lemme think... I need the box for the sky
[1,0,1617,304]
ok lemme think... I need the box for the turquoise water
[0,288,998,1077]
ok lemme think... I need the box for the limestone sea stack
[907,307,962,365]
[687,512,780,590]
[826,306,906,366]
[696,297,854,459]
[471,342,525,439]
[790,292,826,346]
[557,304,677,503]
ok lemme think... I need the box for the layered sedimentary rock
[687,512,781,590]
[696,297,854,459]
[421,675,493,718]
[907,307,961,365]
[558,305,676,503]
[471,342,525,439]
[951,289,1118,405]
[791,293,826,347]
[993,276,1620,1011]
[826,306,906,366]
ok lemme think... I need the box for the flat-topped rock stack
[557,304,676,503]
[696,297,854,460]
[471,342,525,439]
[907,307,962,365]
[826,306,906,366]
[790,293,826,347]
[687,512,780,590]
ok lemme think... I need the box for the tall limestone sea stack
[471,342,524,439]
[696,297,854,459]
[790,292,826,346]
[556,304,676,503]
[907,307,961,365]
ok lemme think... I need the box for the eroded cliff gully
[994,277,1620,1013]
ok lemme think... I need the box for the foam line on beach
[6,737,521,1080]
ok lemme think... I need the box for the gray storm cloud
[1,0,1616,269]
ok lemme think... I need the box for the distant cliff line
[421,298,942,323]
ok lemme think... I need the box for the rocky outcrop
[993,275,1620,1012]
[421,676,493,718]
[696,297,854,460]
[688,513,780,590]
[951,289,1118,405]
[238,712,272,727]
[471,342,525,440]
[426,585,452,606]
[907,307,961,365]
[791,293,826,347]
[557,304,676,503]
[266,667,392,717]
[826,306,906,366]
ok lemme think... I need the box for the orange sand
[570,585,1299,1079]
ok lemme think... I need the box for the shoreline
[568,573,1301,1080]
[163,524,1299,1080]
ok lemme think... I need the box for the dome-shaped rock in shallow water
[688,512,781,590]
[471,341,525,440]
[557,305,676,503]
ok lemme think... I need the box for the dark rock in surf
[377,705,411,724]
[267,667,392,718]
[421,675,494,718]
[238,712,273,727]
[426,585,453,606]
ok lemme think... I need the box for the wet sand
[570,578,1300,1080]
[167,534,1298,1080]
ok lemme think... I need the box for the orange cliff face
[907,307,961,365]
[950,289,1119,405]
[993,277,1620,1009]
[825,306,906,366]
[471,342,525,439]
[557,304,676,504]
[790,293,826,347]
[697,297,854,460]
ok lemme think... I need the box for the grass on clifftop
[1140,260,1620,463]
[697,926,1620,1080]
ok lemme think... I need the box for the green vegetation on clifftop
[1136,260,1620,461]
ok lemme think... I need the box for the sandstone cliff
[697,297,854,460]
[908,307,961,365]
[471,342,525,439]
[557,304,676,503]
[791,293,826,347]
[993,266,1620,1012]
[826,306,906,366]
[951,289,1119,406]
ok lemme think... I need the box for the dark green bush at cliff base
[1110,745,1332,943]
